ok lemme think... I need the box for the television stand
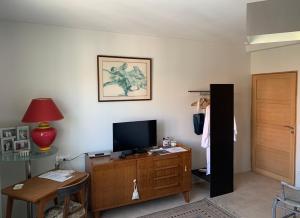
[85,144,192,218]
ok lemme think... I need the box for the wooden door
[252,72,297,184]
[92,159,136,210]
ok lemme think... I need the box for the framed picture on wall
[97,55,152,102]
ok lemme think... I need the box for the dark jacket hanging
[193,113,205,135]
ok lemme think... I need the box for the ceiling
[0,0,257,43]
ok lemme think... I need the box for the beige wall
[0,22,250,217]
[251,43,300,186]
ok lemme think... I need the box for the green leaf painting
[98,56,151,102]
[103,62,147,96]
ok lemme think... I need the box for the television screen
[113,120,157,152]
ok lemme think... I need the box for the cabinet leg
[183,191,190,203]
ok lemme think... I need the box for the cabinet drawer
[153,162,180,191]
[153,175,180,190]
[154,167,179,178]
[154,156,179,169]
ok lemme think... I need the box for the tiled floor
[98,172,281,218]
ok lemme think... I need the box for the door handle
[284,126,294,130]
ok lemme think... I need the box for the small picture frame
[17,126,30,140]
[0,127,17,138]
[14,140,31,152]
[1,137,15,153]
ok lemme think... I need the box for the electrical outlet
[55,154,71,169]
[56,155,70,162]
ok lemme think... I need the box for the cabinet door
[180,151,192,192]
[92,160,136,210]
[137,157,154,199]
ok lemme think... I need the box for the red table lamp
[22,98,64,151]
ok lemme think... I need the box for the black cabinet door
[210,84,234,197]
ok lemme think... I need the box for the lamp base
[39,146,51,152]
[31,122,56,151]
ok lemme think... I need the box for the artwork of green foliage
[103,63,147,96]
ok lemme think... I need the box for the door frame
[251,71,297,184]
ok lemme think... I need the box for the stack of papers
[38,170,75,182]
[165,147,187,153]
[149,147,187,155]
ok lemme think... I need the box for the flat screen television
[113,120,157,153]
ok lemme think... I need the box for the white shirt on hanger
[201,105,211,175]
[201,105,237,175]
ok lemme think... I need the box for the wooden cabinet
[85,145,192,218]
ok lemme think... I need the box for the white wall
[251,43,300,186]
[0,22,250,217]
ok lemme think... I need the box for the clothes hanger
[191,97,210,108]
[191,97,210,114]
[200,98,210,109]
[191,99,200,107]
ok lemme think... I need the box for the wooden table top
[2,171,88,203]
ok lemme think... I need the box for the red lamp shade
[22,98,64,151]
[22,98,64,122]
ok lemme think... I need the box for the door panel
[93,160,136,209]
[256,102,291,125]
[256,146,290,178]
[180,150,192,192]
[252,72,296,184]
[256,125,291,151]
[256,78,292,101]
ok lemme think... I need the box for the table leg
[25,160,31,179]
[25,160,33,218]
[5,196,13,218]
[36,200,47,218]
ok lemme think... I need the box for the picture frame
[17,126,30,140]
[14,140,31,152]
[1,137,15,153]
[0,127,17,138]
[97,55,152,102]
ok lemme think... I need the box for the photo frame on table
[97,55,152,102]
[1,137,15,153]
[14,140,31,152]
[0,127,17,138]
[17,126,30,140]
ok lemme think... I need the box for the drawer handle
[185,165,187,172]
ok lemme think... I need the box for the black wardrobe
[192,84,234,198]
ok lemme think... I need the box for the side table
[0,146,58,218]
